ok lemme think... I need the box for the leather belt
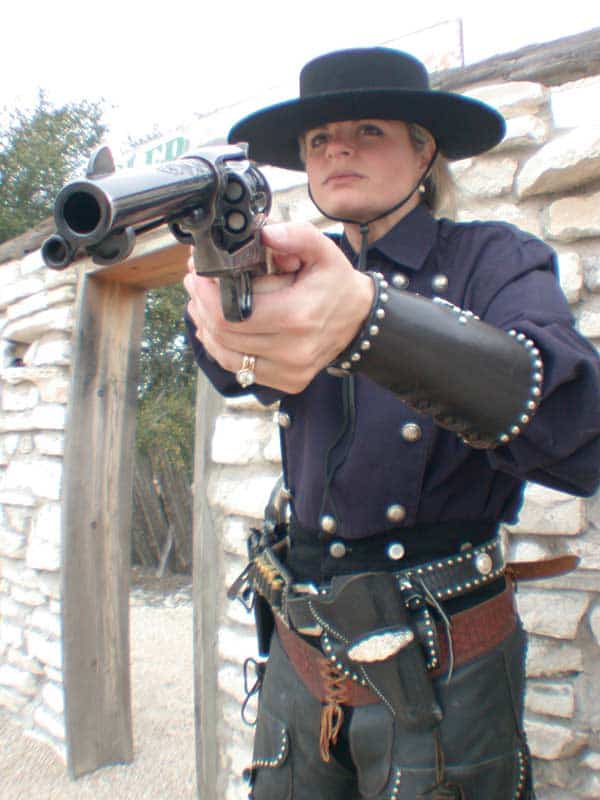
[275,583,518,707]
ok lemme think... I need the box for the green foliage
[136,284,197,477]
[0,91,106,243]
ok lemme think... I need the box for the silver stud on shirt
[386,504,407,523]
[320,514,337,535]
[432,274,449,293]
[329,541,347,558]
[392,273,409,290]
[387,542,406,561]
[276,411,291,429]
[401,422,422,442]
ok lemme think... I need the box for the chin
[317,199,377,222]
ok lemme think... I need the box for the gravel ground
[0,573,196,800]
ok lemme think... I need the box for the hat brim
[228,89,505,170]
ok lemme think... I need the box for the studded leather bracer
[328,274,543,449]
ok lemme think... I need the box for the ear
[419,135,437,172]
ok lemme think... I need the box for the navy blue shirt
[187,204,600,539]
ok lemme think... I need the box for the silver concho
[347,628,414,663]
[475,552,493,575]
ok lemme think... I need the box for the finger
[261,222,331,268]
[269,252,302,273]
[187,247,195,273]
[253,272,296,294]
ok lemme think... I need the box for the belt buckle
[290,582,323,636]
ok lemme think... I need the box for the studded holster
[306,571,443,731]
[351,287,543,449]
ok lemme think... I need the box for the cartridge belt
[283,538,505,635]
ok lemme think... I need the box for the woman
[184,47,600,799]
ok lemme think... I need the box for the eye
[358,123,384,137]
[307,131,328,149]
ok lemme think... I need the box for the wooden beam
[84,229,189,290]
[435,27,600,89]
[61,272,145,777]
[192,374,224,800]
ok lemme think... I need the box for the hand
[183,222,374,394]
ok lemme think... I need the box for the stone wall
[0,251,77,757]
[1,39,600,800]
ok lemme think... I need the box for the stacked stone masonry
[1,61,600,800]
[0,249,74,758]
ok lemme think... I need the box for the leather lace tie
[318,660,351,762]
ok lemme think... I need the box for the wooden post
[61,272,145,777]
[192,373,224,799]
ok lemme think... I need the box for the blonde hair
[298,121,456,219]
[407,123,456,219]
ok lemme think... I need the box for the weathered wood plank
[435,27,600,89]
[61,272,145,777]
[192,374,225,800]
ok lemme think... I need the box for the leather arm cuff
[328,273,543,449]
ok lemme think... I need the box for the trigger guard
[220,272,253,321]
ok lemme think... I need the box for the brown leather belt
[275,583,518,707]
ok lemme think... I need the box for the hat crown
[300,48,430,98]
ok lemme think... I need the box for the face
[302,119,433,225]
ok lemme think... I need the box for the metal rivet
[432,274,449,293]
[277,411,291,429]
[329,541,346,558]
[401,422,422,442]
[392,273,409,289]
[475,552,493,575]
[320,514,337,534]
[387,542,406,561]
[386,504,406,523]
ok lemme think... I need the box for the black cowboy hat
[228,47,505,170]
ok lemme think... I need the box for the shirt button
[386,504,406,523]
[432,274,449,293]
[401,422,422,443]
[276,411,292,429]
[329,541,347,558]
[320,514,337,535]
[392,273,409,290]
[387,542,406,561]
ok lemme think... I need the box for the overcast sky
[2,0,598,149]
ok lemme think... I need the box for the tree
[0,91,106,244]
[136,284,197,478]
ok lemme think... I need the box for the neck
[343,195,421,253]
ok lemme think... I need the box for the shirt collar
[341,203,438,273]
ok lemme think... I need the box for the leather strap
[505,554,580,581]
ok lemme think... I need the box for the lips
[324,171,364,184]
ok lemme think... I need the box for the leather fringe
[318,660,350,762]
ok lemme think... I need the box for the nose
[325,131,353,158]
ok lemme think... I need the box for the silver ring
[236,354,256,388]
